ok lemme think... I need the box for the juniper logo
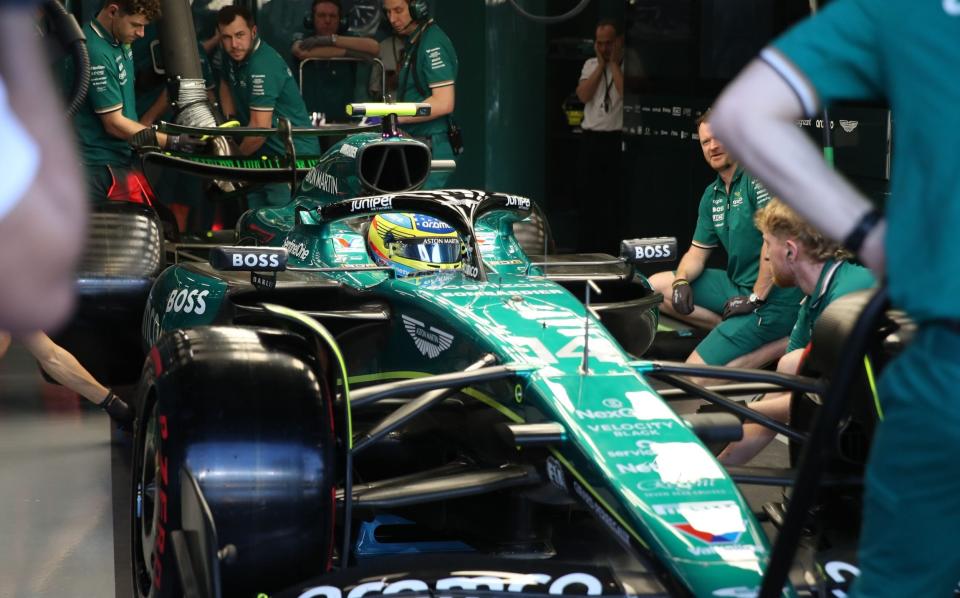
[402,315,454,359]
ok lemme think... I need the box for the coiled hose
[44,0,88,117]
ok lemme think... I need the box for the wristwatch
[749,293,765,305]
[331,33,338,46]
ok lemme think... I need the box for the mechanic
[649,114,803,371]
[67,0,193,202]
[0,3,85,332]
[0,332,132,426]
[574,18,624,253]
[293,0,379,123]
[383,0,459,189]
[717,199,875,465]
[216,5,320,209]
[710,2,960,594]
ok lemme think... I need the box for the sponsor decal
[151,415,170,590]
[331,235,366,253]
[339,143,358,158]
[296,572,607,598]
[687,545,758,557]
[606,440,656,459]
[586,421,675,437]
[637,478,720,494]
[653,501,745,544]
[572,481,631,547]
[505,195,532,210]
[251,272,276,289]
[305,169,339,194]
[615,461,657,474]
[414,214,455,233]
[602,398,622,408]
[165,288,210,315]
[401,314,454,359]
[712,587,758,598]
[284,239,310,260]
[546,456,567,490]
[232,252,282,269]
[350,196,393,212]
[462,264,480,278]
[486,259,524,266]
[838,119,859,133]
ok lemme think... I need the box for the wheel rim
[133,401,160,595]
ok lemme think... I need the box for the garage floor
[0,339,787,598]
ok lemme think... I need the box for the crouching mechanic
[216,5,320,208]
[718,199,875,465]
[650,115,803,370]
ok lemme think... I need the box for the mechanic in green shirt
[383,0,458,189]
[719,199,875,466]
[650,115,802,372]
[216,5,320,209]
[292,0,379,122]
[68,0,193,202]
[711,1,960,593]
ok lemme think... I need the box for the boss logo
[210,247,288,272]
[505,195,531,210]
[165,288,210,315]
[233,253,281,268]
[350,196,393,212]
[621,237,678,264]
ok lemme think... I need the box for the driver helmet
[367,212,462,277]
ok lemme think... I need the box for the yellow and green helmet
[367,213,462,277]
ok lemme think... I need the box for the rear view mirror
[620,237,678,264]
[210,247,288,271]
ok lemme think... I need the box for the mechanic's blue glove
[671,279,694,315]
[721,294,762,320]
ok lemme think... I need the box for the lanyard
[601,67,614,113]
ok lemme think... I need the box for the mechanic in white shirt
[574,19,627,253]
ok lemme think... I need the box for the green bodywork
[142,132,793,597]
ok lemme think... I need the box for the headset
[303,0,349,34]
[385,0,429,24]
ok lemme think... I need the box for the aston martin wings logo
[839,119,859,133]
[402,314,454,359]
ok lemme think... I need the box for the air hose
[44,0,88,117]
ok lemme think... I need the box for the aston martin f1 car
[63,104,898,598]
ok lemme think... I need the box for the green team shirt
[787,259,877,352]
[219,40,320,157]
[768,0,960,322]
[692,168,801,305]
[397,21,457,138]
[69,19,137,167]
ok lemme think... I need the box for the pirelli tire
[131,326,338,598]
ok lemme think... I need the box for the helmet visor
[392,237,461,264]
